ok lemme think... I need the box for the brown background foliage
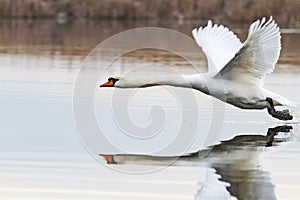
[0,0,299,27]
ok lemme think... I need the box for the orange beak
[100,80,114,87]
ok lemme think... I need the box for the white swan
[100,17,297,121]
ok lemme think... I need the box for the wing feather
[217,17,281,86]
[192,21,242,73]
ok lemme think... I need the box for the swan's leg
[266,97,293,120]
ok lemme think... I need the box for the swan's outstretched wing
[217,17,281,87]
[192,21,242,73]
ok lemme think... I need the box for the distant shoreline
[0,0,299,28]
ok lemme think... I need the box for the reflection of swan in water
[197,125,292,200]
[100,125,293,199]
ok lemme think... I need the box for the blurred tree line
[0,0,299,27]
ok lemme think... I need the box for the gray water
[0,19,300,200]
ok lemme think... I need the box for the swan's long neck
[115,74,203,89]
[114,74,211,95]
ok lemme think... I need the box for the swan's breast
[191,77,269,109]
[202,79,268,109]
[224,85,268,109]
[225,96,268,109]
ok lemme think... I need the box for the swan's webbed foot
[266,97,293,121]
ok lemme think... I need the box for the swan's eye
[100,77,119,87]
[108,77,119,82]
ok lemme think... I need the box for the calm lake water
[0,19,300,200]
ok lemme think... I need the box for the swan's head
[100,76,156,88]
[100,77,121,87]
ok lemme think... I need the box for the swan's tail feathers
[274,95,299,108]
[280,99,300,123]
[264,89,299,108]
[286,100,299,109]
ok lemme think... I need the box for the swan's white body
[103,17,297,115]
